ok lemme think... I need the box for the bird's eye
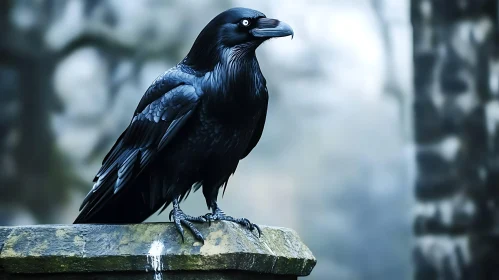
[241,19,250,27]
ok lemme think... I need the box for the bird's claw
[170,208,206,243]
[238,218,261,237]
[203,213,215,226]
[203,211,261,237]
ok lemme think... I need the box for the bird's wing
[241,100,268,159]
[76,80,200,221]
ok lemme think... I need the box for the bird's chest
[194,103,260,158]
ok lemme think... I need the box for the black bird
[75,7,293,241]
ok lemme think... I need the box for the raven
[74,7,293,242]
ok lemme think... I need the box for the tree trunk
[412,0,499,278]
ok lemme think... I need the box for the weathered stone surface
[0,222,315,278]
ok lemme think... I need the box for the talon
[203,205,260,237]
[254,224,262,237]
[174,221,185,243]
[242,218,251,227]
[197,215,208,223]
[170,199,205,243]
[193,231,205,242]
[180,220,205,242]
[203,213,213,226]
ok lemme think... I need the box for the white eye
[241,19,250,26]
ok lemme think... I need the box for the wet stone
[0,222,316,279]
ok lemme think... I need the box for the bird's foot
[169,208,206,243]
[203,208,261,237]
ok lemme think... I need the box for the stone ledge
[0,227,12,276]
[0,222,316,279]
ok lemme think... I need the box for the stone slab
[0,222,315,277]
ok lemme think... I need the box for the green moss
[55,229,69,239]
[29,239,49,257]
[2,229,25,257]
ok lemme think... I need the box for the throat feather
[221,49,263,98]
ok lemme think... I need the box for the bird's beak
[251,18,294,39]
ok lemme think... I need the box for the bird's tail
[74,156,172,224]
[74,132,153,224]
[74,171,153,224]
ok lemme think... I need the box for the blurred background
[3,0,497,279]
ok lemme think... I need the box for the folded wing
[75,81,200,223]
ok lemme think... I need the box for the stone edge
[0,227,13,274]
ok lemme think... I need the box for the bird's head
[183,7,294,72]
